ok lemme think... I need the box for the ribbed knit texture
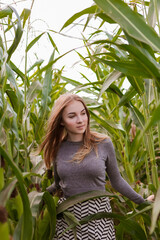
[48,138,144,204]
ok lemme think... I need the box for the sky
[1,0,129,92]
[1,0,98,90]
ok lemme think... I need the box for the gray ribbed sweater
[48,138,145,204]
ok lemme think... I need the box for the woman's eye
[81,112,86,115]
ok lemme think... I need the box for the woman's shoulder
[91,131,111,143]
[99,137,112,147]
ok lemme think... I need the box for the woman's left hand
[146,194,155,202]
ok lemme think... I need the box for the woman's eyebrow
[67,112,75,115]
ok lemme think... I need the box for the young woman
[40,93,154,240]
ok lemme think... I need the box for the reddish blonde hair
[39,93,108,169]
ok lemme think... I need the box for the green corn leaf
[0,147,33,240]
[94,57,151,78]
[27,59,44,73]
[118,86,137,107]
[28,191,55,238]
[129,104,145,129]
[13,216,23,240]
[119,44,160,90]
[35,51,55,137]
[7,6,23,62]
[143,102,160,133]
[148,0,160,28]
[127,203,152,220]
[37,208,50,240]
[0,179,17,206]
[47,32,59,53]
[0,7,12,19]
[130,103,160,159]
[61,76,89,87]
[61,5,98,31]
[96,12,115,23]
[150,186,160,234]
[0,172,42,206]
[63,211,81,226]
[81,211,125,223]
[5,64,24,120]
[93,0,160,52]
[63,211,78,239]
[0,168,4,191]
[26,32,45,52]
[144,79,155,105]
[89,110,124,136]
[43,191,57,239]
[26,81,42,103]
[30,49,74,79]
[29,191,44,218]
[99,70,122,99]
[9,61,25,82]
[108,84,123,98]
[116,218,147,240]
[0,222,10,240]
[62,211,124,237]
[57,190,124,215]
[6,86,19,113]
[20,8,31,28]
[6,193,23,220]
[127,76,144,95]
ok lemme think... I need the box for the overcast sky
[1,1,128,92]
[1,0,96,85]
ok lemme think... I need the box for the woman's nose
[77,115,83,123]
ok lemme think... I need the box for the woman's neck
[67,134,83,142]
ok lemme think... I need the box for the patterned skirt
[54,196,116,240]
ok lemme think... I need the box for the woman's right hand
[146,194,155,202]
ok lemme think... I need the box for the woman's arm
[105,140,145,204]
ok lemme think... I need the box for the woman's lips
[77,125,85,129]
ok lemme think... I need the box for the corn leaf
[144,102,160,132]
[129,104,145,129]
[99,70,122,99]
[148,0,160,28]
[94,57,151,78]
[61,5,97,31]
[116,218,147,240]
[0,7,12,18]
[150,186,160,234]
[26,81,42,103]
[47,33,59,53]
[20,8,31,28]
[7,6,23,62]
[43,191,57,239]
[57,190,124,215]
[26,32,45,52]
[127,76,144,95]
[35,51,55,137]
[0,147,33,240]
[94,0,160,52]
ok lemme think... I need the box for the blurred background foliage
[0,0,160,239]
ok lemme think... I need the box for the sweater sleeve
[105,140,145,204]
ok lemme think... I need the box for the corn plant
[0,1,160,239]
[0,4,65,239]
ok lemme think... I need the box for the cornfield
[0,0,160,239]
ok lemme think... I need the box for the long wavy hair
[39,93,108,169]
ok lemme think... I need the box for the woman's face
[61,100,88,141]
